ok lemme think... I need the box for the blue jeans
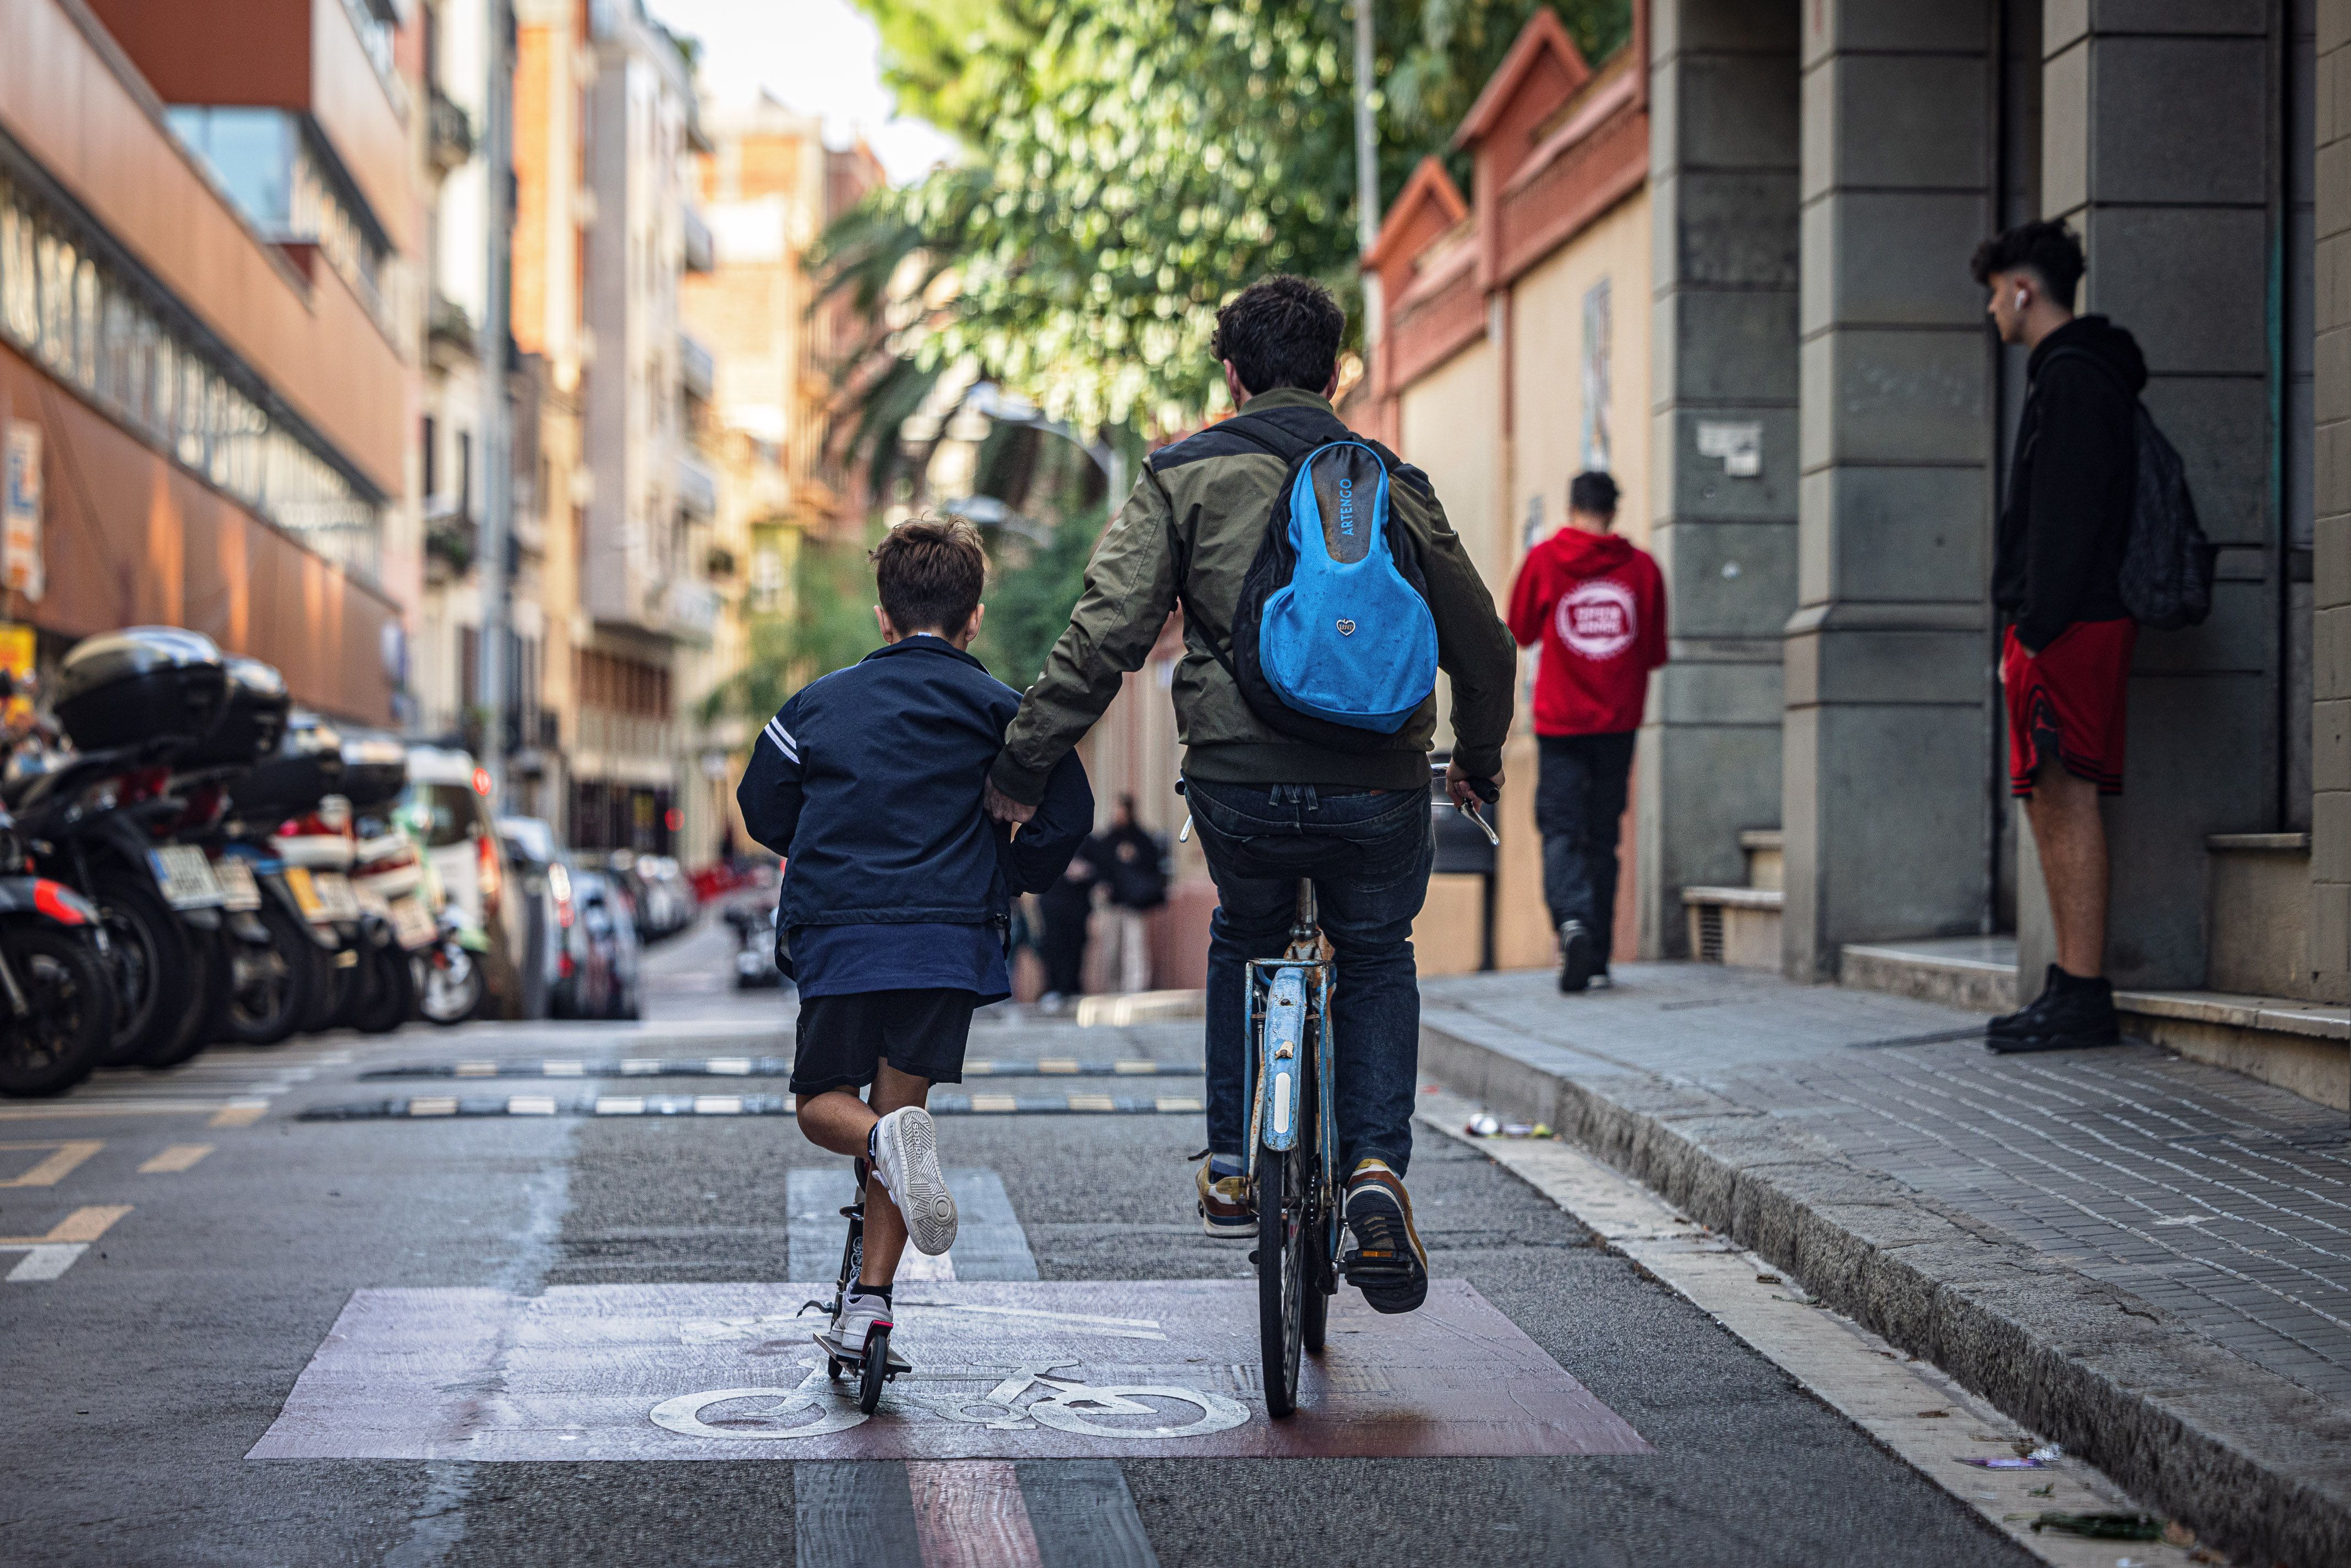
[1187,779,1433,1176]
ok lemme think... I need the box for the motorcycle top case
[227,711,347,823]
[53,626,229,750]
[337,733,409,812]
[180,655,290,768]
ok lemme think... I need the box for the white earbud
[2014,288,2027,312]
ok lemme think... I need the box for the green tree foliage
[971,504,1104,692]
[836,0,1630,433]
[699,529,887,725]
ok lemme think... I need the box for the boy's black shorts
[790,988,977,1096]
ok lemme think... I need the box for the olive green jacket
[991,387,1516,806]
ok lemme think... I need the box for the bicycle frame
[1242,881,1341,1278]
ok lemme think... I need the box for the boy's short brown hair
[871,515,987,635]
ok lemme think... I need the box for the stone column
[2036,2,2276,988]
[1783,1,1997,980]
[1641,0,1801,957]
[2315,0,2350,1002]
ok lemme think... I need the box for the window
[422,414,438,499]
[457,430,474,515]
[1579,277,1612,475]
[0,172,382,581]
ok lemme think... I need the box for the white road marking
[1,1205,130,1283]
[507,1096,559,1116]
[1418,1088,2194,1567]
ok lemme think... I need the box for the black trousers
[1536,731,1636,966]
[1035,893,1090,996]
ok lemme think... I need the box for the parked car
[499,815,585,1020]
[567,867,641,1019]
[609,850,692,943]
[395,747,527,1020]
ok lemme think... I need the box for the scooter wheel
[827,1357,843,1382]
[857,1327,890,1415]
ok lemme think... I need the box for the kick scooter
[799,1156,911,1415]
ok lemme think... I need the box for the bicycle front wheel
[1256,1135,1308,1418]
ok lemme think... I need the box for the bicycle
[1233,765,1497,1417]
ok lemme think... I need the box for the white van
[397,745,527,1018]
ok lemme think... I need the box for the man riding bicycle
[985,275,1516,1315]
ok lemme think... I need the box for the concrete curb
[1421,1006,2351,1568]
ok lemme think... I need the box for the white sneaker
[831,1290,893,1350]
[870,1107,957,1256]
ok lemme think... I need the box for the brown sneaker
[1195,1159,1253,1240]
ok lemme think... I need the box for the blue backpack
[1187,429,1441,751]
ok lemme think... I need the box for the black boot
[1986,968,2121,1054]
[1557,921,1595,994]
[1987,964,2065,1040]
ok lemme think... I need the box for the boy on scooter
[736,516,1092,1369]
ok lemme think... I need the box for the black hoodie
[1994,314,2146,653]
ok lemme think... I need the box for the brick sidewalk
[1421,964,2351,1409]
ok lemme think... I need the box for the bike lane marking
[138,1144,214,1174]
[1417,1086,2192,1568]
[0,1140,102,1187]
[245,1277,1648,1460]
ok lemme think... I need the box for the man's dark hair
[1969,219,2085,309]
[1569,471,1620,518]
[872,515,987,634]
[1212,275,1345,396]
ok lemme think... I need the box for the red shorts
[2004,620,2136,796]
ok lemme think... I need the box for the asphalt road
[0,919,2042,1566]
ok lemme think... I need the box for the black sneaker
[1341,1160,1428,1313]
[1987,969,2122,1054]
[1557,921,1595,994]
[1987,964,2065,1040]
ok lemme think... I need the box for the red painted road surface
[249,1279,1652,1460]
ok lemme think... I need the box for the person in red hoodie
[1506,472,1667,993]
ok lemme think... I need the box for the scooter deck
[811,1327,912,1374]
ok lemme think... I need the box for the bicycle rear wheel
[1256,1134,1307,1417]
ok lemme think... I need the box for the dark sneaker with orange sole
[1341,1159,1428,1313]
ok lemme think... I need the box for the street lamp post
[475,0,514,800]
[1353,0,1382,357]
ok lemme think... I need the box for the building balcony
[429,293,477,360]
[677,451,718,520]
[680,330,715,402]
[682,206,715,274]
[429,86,475,174]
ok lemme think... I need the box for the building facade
[0,0,418,722]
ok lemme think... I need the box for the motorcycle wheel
[418,943,485,1026]
[0,927,115,1096]
[344,941,414,1035]
[135,927,221,1069]
[299,935,360,1035]
[90,869,199,1067]
[209,905,314,1048]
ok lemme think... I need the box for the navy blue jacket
[735,636,1094,931]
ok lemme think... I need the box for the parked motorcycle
[29,629,232,1066]
[212,712,349,1045]
[340,733,427,1034]
[0,678,114,1097]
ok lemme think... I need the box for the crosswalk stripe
[302,1093,1204,1121]
[363,1057,1200,1080]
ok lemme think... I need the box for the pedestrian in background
[1099,794,1167,994]
[1035,842,1098,1011]
[1507,471,1666,994]
[1973,219,2140,1053]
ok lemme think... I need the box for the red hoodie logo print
[1556,578,1638,660]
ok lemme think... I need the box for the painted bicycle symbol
[649,1359,1248,1443]
[931,1362,1249,1440]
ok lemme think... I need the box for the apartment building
[0,0,418,720]
[680,93,882,856]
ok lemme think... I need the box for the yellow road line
[138,1144,214,1174]
[969,1095,1019,1112]
[1035,1059,1080,1074]
[1067,1094,1116,1112]
[0,1102,231,1122]
[209,1100,270,1128]
[1156,1096,1204,1113]
[0,1140,103,1188]
[0,1205,131,1245]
